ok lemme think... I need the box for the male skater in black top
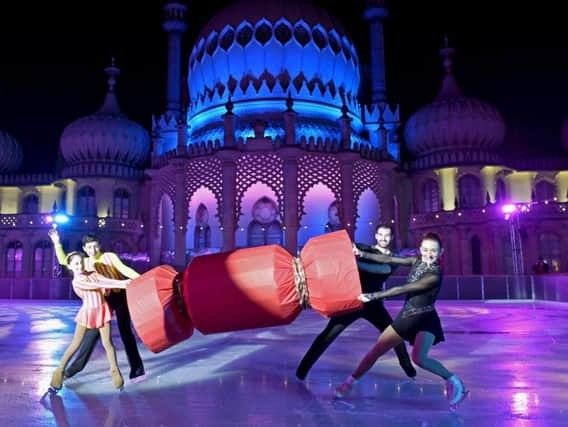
[296,224,416,380]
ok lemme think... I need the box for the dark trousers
[66,289,144,378]
[296,300,414,378]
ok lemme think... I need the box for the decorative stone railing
[409,202,568,228]
[0,214,144,233]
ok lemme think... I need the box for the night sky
[1,0,568,173]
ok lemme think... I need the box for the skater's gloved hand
[358,293,374,303]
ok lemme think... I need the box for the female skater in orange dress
[49,252,130,392]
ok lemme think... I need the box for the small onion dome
[404,40,505,158]
[0,130,23,173]
[60,60,150,167]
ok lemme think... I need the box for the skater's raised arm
[48,229,69,266]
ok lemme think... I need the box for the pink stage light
[501,204,517,214]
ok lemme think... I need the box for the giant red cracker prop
[126,230,362,353]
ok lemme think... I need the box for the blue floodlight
[54,213,70,224]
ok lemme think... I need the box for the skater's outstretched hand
[358,292,382,303]
[48,229,61,245]
[352,245,363,257]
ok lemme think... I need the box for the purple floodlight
[501,204,517,214]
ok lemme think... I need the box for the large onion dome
[187,0,362,141]
[404,41,505,167]
[0,130,23,173]
[60,61,150,175]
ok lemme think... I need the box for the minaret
[363,0,389,103]
[163,2,188,118]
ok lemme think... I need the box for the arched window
[471,236,482,274]
[5,241,24,277]
[195,225,212,249]
[534,181,556,202]
[33,240,53,278]
[495,179,507,203]
[458,175,483,208]
[76,186,96,216]
[422,179,440,213]
[22,194,39,214]
[113,189,130,219]
[247,197,283,247]
[539,232,561,272]
[194,203,211,250]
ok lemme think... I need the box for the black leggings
[296,301,413,378]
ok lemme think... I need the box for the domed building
[405,40,568,275]
[1,0,568,283]
[149,0,401,266]
[0,61,149,279]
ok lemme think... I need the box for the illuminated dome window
[328,31,341,54]
[206,33,218,56]
[236,24,253,47]
[293,23,310,47]
[255,22,272,45]
[220,28,235,51]
[274,22,292,44]
[312,27,327,50]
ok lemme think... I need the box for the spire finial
[436,36,463,100]
[439,35,455,75]
[104,57,121,93]
[98,58,123,114]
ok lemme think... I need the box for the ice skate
[49,368,64,394]
[446,374,469,411]
[111,368,124,391]
[334,375,358,399]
